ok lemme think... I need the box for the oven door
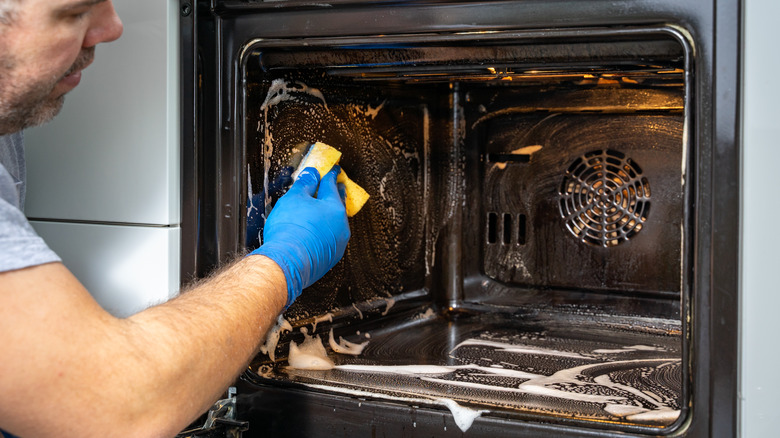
[180,0,740,436]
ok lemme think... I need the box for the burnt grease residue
[247,75,430,320]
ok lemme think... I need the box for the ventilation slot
[487,212,527,246]
[487,153,531,163]
[487,212,498,244]
[518,214,527,245]
[559,149,651,247]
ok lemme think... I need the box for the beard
[0,47,94,135]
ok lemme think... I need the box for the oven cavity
[240,29,689,433]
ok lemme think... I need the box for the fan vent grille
[559,150,651,247]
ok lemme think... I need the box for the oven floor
[250,305,682,430]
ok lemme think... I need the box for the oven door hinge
[176,387,249,438]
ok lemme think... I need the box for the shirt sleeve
[0,195,61,272]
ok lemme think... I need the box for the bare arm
[0,167,349,437]
[0,255,285,438]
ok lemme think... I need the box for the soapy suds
[518,359,675,404]
[437,399,488,432]
[260,79,328,111]
[311,313,333,332]
[287,333,334,370]
[592,344,665,354]
[363,101,386,119]
[381,297,396,316]
[328,329,369,356]
[330,358,679,413]
[335,363,541,380]
[453,338,595,360]
[285,333,680,426]
[626,408,681,423]
[303,383,489,433]
[352,303,364,319]
[604,404,649,417]
[246,164,258,218]
[260,315,292,362]
[412,307,436,321]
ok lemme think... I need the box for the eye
[58,4,94,22]
[70,8,92,20]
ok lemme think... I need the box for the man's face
[0,0,123,135]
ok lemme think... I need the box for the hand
[250,166,350,308]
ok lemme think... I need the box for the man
[0,1,351,437]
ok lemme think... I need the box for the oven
[179,0,740,436]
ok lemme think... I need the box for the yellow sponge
[336,169,370,217]
[293,142,369,217]
[291,142,342,181]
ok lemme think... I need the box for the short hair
[0,0,20,26]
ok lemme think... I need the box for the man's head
[0,0,123,135]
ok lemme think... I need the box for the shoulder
[0,132,60,273]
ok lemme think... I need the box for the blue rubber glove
[250,166,350,308]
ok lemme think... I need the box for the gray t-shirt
[0,132,61,272]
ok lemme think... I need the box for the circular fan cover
[559,150,651,247]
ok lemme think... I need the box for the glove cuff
[250,242,306,308]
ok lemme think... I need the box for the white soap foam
[328,353,679,411]
[626,408,681,423]
[604,404,649,417]
[335,363,541,380]
[287,334,334,370]
[592,344,666,354]
[260,315,292,362]
[260,79,328,111]
[628,344,665,351]
[302,383,489,433]
[437,399,488,432]
[351,303,364,319]
[335,364,456,375]
[328,328,369,356]
[518,359,676,405]
[381,297,396,316]
[413,308,437,320]
[593,373,666,408]
[246,164,258,217]
[311,313,333,332]
[453,338,594,360]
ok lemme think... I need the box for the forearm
[119,254,287,437]
[0,164,349,437]
[0,256,286,438]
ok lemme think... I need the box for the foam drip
[260,315,292,362]
[328,329,369,356]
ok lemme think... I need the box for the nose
[83,1,124,48]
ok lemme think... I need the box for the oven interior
[240,30,687,433]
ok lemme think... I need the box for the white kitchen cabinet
[24,0,180,316]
